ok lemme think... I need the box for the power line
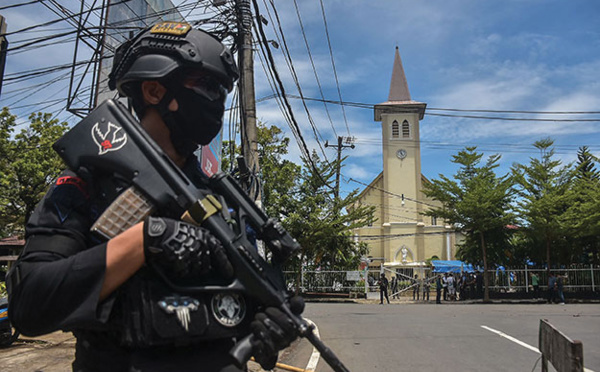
[426,107,600,115]
[0,0,45,11]
[426,112,600,122]
[251,0,333,189]
[318,0,350,136]
[260,0,329,161]
[6,30,79,53]
[292,0,337,139]
[344,175,439,208]
[256,93,600,121]
[1,0,133,37]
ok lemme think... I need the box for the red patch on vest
[56,176,88,197]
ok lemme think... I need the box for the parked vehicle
[0,297,19,347]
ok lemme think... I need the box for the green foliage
[573,146,599,181]
[284,152,374,271]
[256,125,301,220]
[428,139,600,270]
[422,146,515,300]
[221,122,374,271]
[558,146,600,264]
[512,138,574,269]
[0,108,68,238]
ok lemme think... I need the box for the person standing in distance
[531,272,540,299]
[7,22,302,372]
[435,275,442,304]
[379,273,390,304]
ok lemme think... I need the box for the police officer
[7,22,301,372]
[378,273,389,304]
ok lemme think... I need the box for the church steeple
[388,46,411,102]
[374,47,426,121]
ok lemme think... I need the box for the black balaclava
[152,78,227,159]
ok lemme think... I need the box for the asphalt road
[1,302,598,372]
[283,302,600,372]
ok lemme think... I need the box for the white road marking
[480,325,540,354]
[481,325,594,372]
[305,318,321,372]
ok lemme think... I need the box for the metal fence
[284,265,600,294]
[490,265,599,293]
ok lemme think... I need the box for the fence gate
[379,265,432,298]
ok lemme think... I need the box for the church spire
[375,47,426,121]
[387,46,411,102]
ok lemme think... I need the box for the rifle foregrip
[306,331,351,372]
[230,334,254,368]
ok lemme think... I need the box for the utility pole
[235,0,260,202]
[0,15,8,97]
[325,136,355,200]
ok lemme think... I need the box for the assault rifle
[53,99,350,372]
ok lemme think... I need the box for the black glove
[143,216,234,279]
[251,296,305,370]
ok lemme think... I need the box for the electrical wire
[0,0,43,11]
[1,0,134,37]
[3,0,219,122]
[6,30,79,53]
[260,0,329,161]
[251,0,333,189]
[318,0,350,136]
[257,94,600,121]
[3,59,97,84]
[344,175,439,208]
[426,112,600,122]
[292,0,337,139]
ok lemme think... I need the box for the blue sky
[2,0,599,198]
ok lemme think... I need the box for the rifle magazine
[91,186,154,239]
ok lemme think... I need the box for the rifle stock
[53,99,350,372]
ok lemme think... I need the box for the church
[353,47,459,276]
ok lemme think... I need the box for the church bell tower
[355,47,455,269]
[374,47,427,226]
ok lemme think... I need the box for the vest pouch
[119,270,250,348]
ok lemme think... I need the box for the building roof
[375,47,426,121]
[388,46,411,102]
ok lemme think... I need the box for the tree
[512,138,573,273]
[559,146,600,264]
[222,123,374,273]
[222,122,301,217]
[0,109,68,237]
[422,147,515,301]
[573,146,599,181]
[284,151,374,272]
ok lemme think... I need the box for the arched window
[392,120,399,138]
[402,120,410,138]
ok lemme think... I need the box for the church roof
[388,46,412,102]
[375,47,426,120]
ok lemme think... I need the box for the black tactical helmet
[108,21,239,96]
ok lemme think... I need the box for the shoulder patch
[51,176,90,223]
[56,176,88,198]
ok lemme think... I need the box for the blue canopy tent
[431,260,475,273]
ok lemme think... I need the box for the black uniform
[379,275,390,304]
[7,158,245,372]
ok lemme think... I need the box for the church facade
[353,47,458,273]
